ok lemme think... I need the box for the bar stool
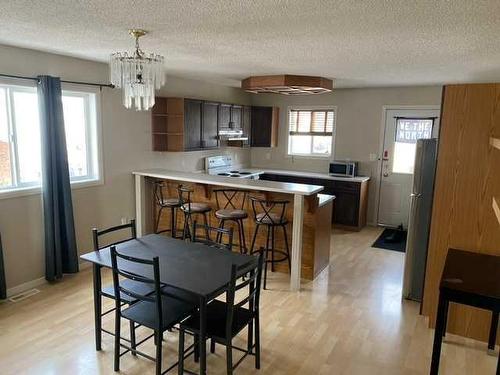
[249,197,291,289]
[213,189,248,254]
[178,185,212,240]
[153,181,182,237]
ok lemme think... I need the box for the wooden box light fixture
[242,74,333,95]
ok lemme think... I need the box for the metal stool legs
[218,218,247,254]
[182,211,209,240]
[155,205,180,238]
[250,223,290,290]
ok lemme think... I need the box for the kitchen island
[133,169,334,291]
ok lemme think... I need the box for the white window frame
[286,105,337,159]
[0,79,103,200]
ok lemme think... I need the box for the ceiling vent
[241,75,333,95]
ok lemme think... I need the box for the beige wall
[0,44,251,292]
[249,87,443,224]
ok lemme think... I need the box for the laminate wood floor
[0,227,497,374]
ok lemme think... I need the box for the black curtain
[38,75,78,281]
[0,233,6,299]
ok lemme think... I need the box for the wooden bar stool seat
[182,202,211,213]
[249,197,291,290]
[213,189,249,254]
[161,198,182,207]
[255,212,287,225]
[215,209,248,220]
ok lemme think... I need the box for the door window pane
[12,90,41,184]
[62,95,88,178]
[393,118,434,174]
[0,88,12,188]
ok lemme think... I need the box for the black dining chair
[92,219,152,353]
[110,246,197,375]
[191,221,234,252]
[178,252,264,375]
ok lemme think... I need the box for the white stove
[205,155,261,179]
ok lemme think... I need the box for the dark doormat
[372,228,407,253]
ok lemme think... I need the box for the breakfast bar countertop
[132,168,324,196]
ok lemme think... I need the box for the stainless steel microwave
[329,161,358,177]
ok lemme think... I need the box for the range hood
[218,128,248,141]
[242,74,333,95]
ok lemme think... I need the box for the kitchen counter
[132,169,333,291]
[318,193,335,207]
[245,168,371,183]
[133,169,324,195]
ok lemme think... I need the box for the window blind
[289,110,334,136]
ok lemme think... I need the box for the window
[287,109,335,157]
[0,82,100,194]
[392,117,434,174]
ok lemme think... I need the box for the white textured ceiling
[0,0,499,88]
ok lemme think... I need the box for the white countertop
[133,169,324,196]
[245,168,371,183]
[318,193,335,207]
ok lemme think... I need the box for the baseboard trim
[5,260,92,298]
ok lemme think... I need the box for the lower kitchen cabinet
[259,173,369,230]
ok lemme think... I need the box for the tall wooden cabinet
[422,84,500,343]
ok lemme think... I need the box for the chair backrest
[178,185,194,211]
[110,246,163,330]
[153,181,165,207]
[192,221,233,252]
[92,219,136,251]
[213,189,248,211]
[249,196,289,225]
[225,252,264,340]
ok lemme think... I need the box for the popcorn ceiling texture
[0,0,499,88]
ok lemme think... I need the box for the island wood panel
[422,84,500,343]
[152,179,333,280]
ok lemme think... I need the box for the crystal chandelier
[110,29,165,111]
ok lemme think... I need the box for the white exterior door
[377,108,440,228]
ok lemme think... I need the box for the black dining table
[80,234,257,375]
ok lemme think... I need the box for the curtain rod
[0,73,114,89]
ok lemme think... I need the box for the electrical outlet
[265,152,271,160]
[121,217,128,225]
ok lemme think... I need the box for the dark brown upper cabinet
[184,99,203,150]
[219,103,242,130]
[201,101,219,149]
[242,105,252,146]
[219,103,231,129]
[152,97,262,151]
[230,105,242,129]
[250,106,279,147]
